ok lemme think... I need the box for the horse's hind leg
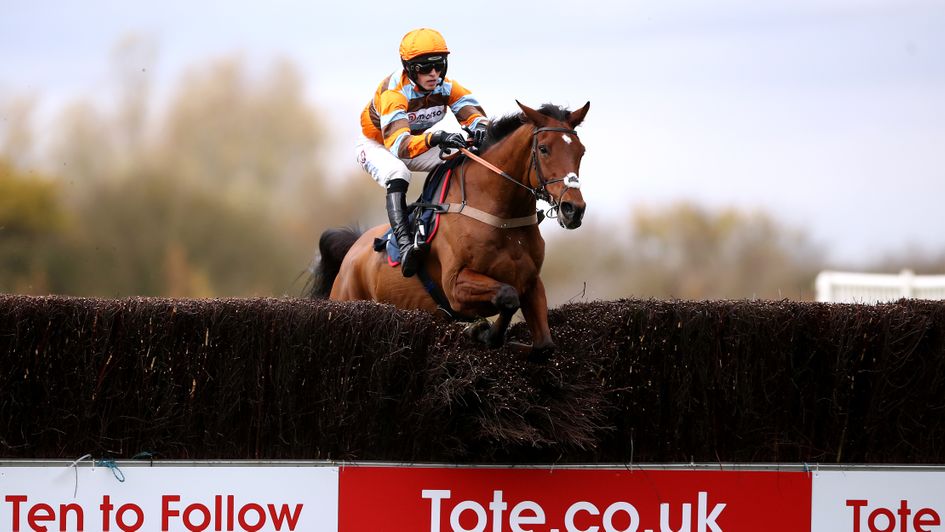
[453,269,519,347]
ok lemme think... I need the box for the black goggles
[409,60,446,75]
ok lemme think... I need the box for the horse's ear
[516,100,548,126]
[568,101,590,128]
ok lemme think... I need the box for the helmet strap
[401,60,418,84]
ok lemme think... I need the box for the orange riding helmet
[399,28,450,85]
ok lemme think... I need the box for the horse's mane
[478,103,572,154]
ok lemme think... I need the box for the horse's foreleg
[453,269,520,347]
[519,277,555,358]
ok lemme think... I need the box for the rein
[457,148,534,196]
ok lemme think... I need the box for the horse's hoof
[528,344,555,364]
[508,341,531,356]
[507,342,554,363]
[463,319,491,343]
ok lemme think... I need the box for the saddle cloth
[374,156,463,266]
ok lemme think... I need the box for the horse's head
[517,100,590,229]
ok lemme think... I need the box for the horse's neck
[485,125,534,178]
[463,126,535,217]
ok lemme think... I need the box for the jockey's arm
[378,90,434,159]
[447,79,489,131]
[378,80,489,159]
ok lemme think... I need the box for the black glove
[429,130,467,150]
[470,123,489,147]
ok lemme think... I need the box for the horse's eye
[538,145,549,155]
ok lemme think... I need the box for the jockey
[356,28,489,277]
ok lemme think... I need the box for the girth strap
[415,260,477,322]
[444,203,538,229]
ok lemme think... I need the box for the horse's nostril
[561,202,574,216]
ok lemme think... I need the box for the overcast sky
[2,0,943,265]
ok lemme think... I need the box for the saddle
[373,155,464,266]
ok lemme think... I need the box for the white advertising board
[812,471,945,532]
[0,465,338,532]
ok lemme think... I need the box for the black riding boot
[385,182,420,278]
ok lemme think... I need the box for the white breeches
[355,135,443,188]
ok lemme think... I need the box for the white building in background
[816,270,945,303]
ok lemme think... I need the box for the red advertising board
[339,466,811,532]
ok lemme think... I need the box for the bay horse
[311,100,589,357]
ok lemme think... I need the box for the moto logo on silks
[408,107,445,124]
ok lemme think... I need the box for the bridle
[455,126,582,219]
[529,126,581,214]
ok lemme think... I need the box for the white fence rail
[816,269,945,303]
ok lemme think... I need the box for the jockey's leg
[405,144,443,173]
[383,146,443,277]
[385,179,420,277]
[452,269,520,347]
[355,136,420,277]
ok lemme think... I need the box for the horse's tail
[306,226,362,299]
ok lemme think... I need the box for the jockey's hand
[470,124,488,147]
[429,131,467,150]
